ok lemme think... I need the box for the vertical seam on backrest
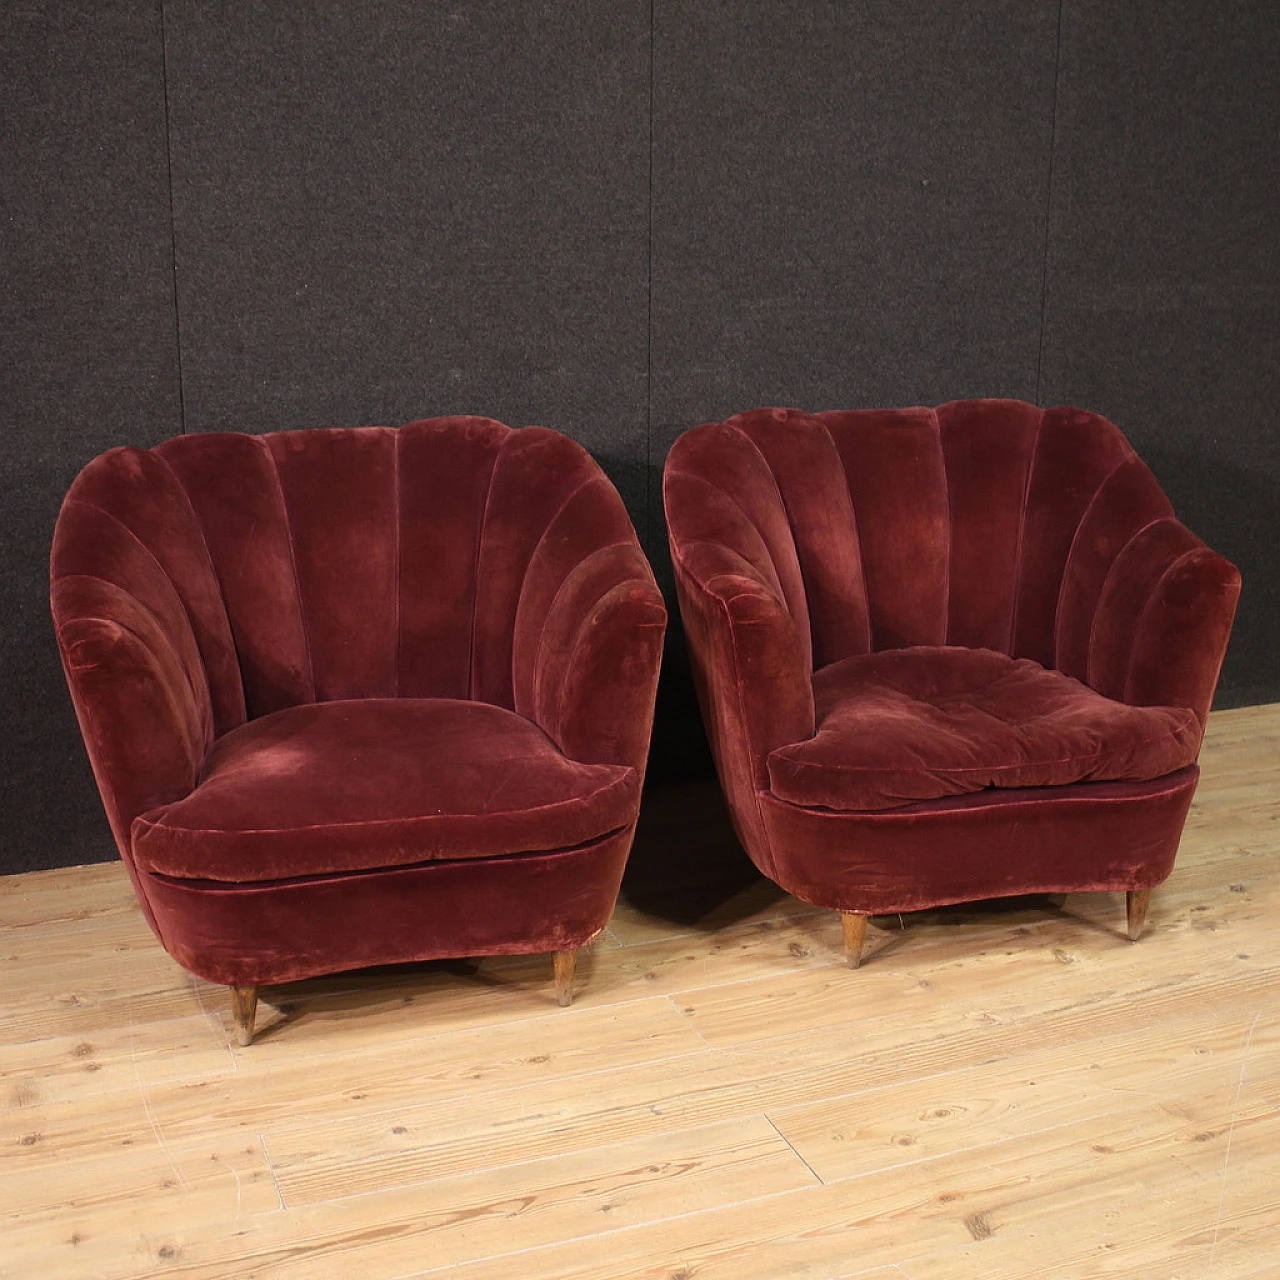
[59,500,217,744]
[468,427,512,702]
[819,418,873,656]
[154,451,226,616]
[729,420,813,672]
[1052,449,1136,671]
[1005,406,1046,656]
[1121,546,1200,705]
[514,472,598,717]
[1086,515,1180,690]
[392,426,403,698]
[935,409,953,646]
[670,469,789,602]
[154,448,246,730]
[520,475,600,576]
[540,539,634,743]
[262,434,317,703]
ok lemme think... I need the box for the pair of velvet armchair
[52,401,1238,1041]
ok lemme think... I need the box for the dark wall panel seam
[645,0,656,550]
[157,0,186,434]
[392,426,403,697]
[1035,0,1066,406]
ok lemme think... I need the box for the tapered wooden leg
[230,986,258,1046]
[553,949,577,1007]
[1127,889,1152,942]
[841,912,869,969]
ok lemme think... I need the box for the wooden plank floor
[3,703,1278,1279]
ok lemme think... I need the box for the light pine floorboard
[2,704,1278,1279]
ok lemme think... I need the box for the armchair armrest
[1087,517,1241,729]
[52,576,211,859]
[528,543,667,770]
[672,539,815,791]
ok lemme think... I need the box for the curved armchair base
[230,940,588,1043]
[141,827,635,990]
[837,887,1157,970]
[756,770,1198,968]
[759,768,1197,919]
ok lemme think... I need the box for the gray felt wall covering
[4,0,1276,873]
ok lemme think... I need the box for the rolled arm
[1087,517,1241,728]
[51,576,211,859]
[530,543,667,769]
[1121,544,1239,727]
[672,539,815,791]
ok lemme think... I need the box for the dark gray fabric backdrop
[4,1,1276,874]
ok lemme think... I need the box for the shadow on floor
[621,778,774,927]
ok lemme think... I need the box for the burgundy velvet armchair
[52,418,666,1042]
[664,400,1240,965]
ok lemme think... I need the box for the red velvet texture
[133,699,638,881]
[143,829,636,988]
[769,647,1200,811]
[52,418,666,986]
[761,770,1199,915]
[664,401,1240,916]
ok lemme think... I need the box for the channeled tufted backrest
[664,399,1183,685]
[51,417,634,734]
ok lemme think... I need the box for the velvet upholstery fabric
[664,400,1240,918]
[143,829,637,988]
[760,770,1200,915]
[768,647,1199,812]
[133,699,638,881]
[52,418,665,988]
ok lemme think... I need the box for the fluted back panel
[51,446,244,740]
[818,407,951,653]
[58,417,637,726]
[935,398,1043,651]
[729,409,871,668]
[1055,454,1174,681]
[662,418,815,669]
[509,474,639,721]
[469,427,606,708]
[670,399,1173,678]
[267,428,400,701]
[1006,406,1136,667]
[156,432,316,717]
[394,417,508,700]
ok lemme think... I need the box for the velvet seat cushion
[132,698,638,882]
[766,647,1201,812]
